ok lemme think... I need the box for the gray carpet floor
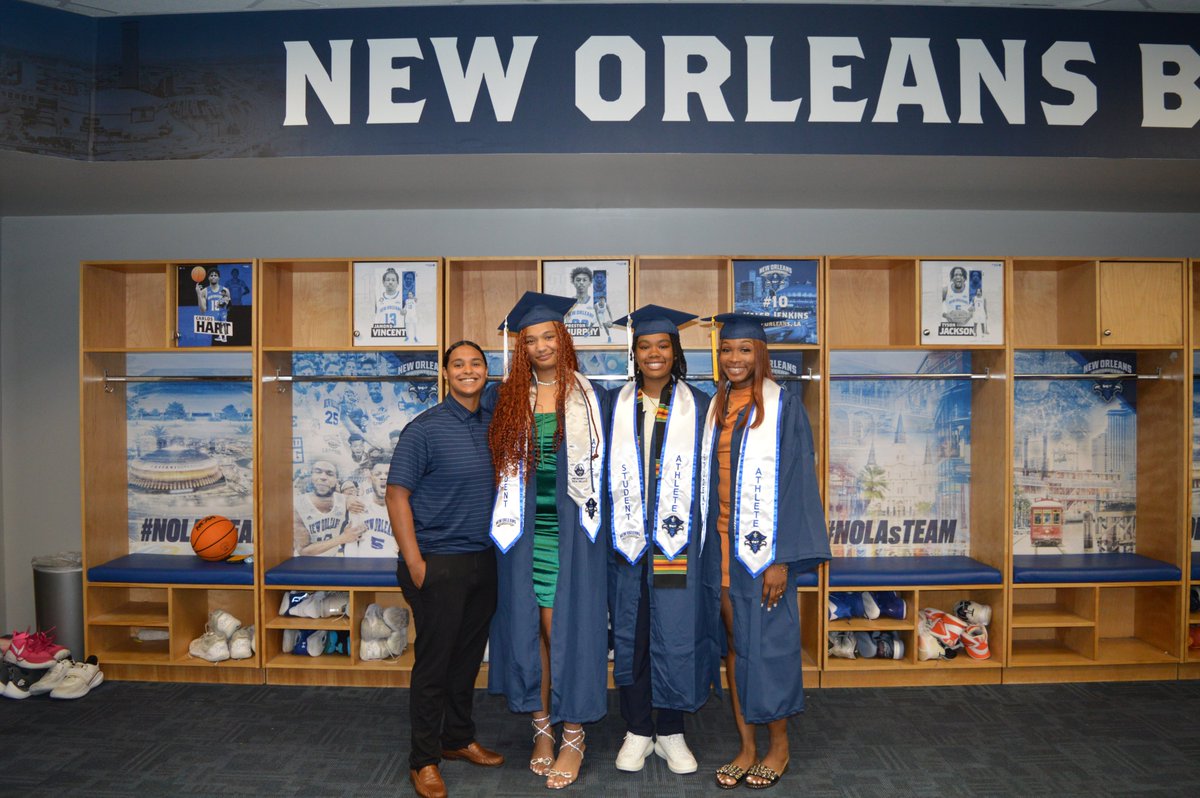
[3,679,1199,796]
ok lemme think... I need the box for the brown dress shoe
[409,764,447,798]
[441,741,505,767]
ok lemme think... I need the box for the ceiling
[16,1,1200,17]
[4,0,1199,217]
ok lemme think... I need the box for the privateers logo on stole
[1084,356,1133,402]
[744,466,768,554]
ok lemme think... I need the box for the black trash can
[32,552,84,660]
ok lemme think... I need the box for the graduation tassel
[502,319,510,381]
[709,319,719,386]
[626,317,634,380]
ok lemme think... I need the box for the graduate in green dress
[487,292,611,790]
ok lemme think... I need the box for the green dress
[532,412,560,608]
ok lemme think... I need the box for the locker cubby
[826,258,918,348]
[445,258,538,349]
[1013,259,1184,348]
[635,256,730,349]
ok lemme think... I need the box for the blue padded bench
[794,570,819,588]
[1013,553,1181,584]
[265,556,399,588]
[88,554,253,585]
[829,556,1002,587]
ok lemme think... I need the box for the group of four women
[387,292,830,797]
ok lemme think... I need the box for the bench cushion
[88,554,253,585]
[266,556,400,587]
[1192,551,1200,582]
[829,556,1001,587]
[1013,553,1180,584]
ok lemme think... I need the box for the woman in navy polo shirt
[486,292,610,790]
[387,340,502,798]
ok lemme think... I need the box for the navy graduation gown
[607,382,720,713]
[487,380,611,725]
[701,383,830,725]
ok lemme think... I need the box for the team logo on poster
[733,259,819,344]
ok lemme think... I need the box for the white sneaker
[382,605,409,633]
[360,631,405,661]
[361,604,391,641]
[189,626,230,662]
[289,591,349,619]
[654,734,698,775]
[229,626,255,660]
[50,660,104,699]
[29,658,74,696]
[828,631,856,660]
[208,609,242,639]
[954,600,993,628]
[283,629,326,657]
[614,732,655,772]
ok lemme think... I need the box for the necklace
[535,378,557,386]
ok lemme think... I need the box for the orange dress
[715,386,753,589]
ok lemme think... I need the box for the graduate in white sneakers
[702,313,830,790]
[607,306,717,776]
[486,292,611,790]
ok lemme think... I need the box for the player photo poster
[733,259,819,344]
[177,263,253,347]
[1012,351,1138,555]
[291,352,439,557]
[826,351,973,558]
[920,260,1003,345]
[352,260,438,346]
[125,354,254,556]
[541,259,630,347]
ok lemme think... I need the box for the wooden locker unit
[257,258,441,687]
[1006,258,1186,683]
[80,261,261,684]
[1183,258,1200,679]
[821,257,1009,687]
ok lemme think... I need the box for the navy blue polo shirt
[387,394,495,555]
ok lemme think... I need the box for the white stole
[608,381,698,564]
[490,372,605,552]
[699,379,784,577]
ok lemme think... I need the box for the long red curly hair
[488,321,580,482]
[714,338,773,431]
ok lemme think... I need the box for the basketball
[191,515,238,561]
[191,265,208,283]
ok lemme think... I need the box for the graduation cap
[612,304,698,338]
[707,312,778,342]
[497,291,576,333]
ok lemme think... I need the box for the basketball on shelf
[191,265,208,283]
[191,515,238,562]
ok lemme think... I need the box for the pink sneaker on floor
[5,629,69,669]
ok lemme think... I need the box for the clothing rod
[830,369,993,381]
[1013,368,1161,380]
[482,373,821,382]
[102,372,252,383]
[263,373,438,383]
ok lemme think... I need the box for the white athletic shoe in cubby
[287,591,349,619]
[208,609,242,639]
[360,604,391,641]
[360,631,405,661]
[228,626,255,660]
[189,626,230,662]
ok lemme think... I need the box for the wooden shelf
[1011,604,1095,628]
[1009,639,1094,666]
[89,602,169,626]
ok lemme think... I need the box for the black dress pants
[397,548,498,769]
[618,560,684,737]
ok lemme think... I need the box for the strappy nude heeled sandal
[530,715,555,776]
[546,727,585,790]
